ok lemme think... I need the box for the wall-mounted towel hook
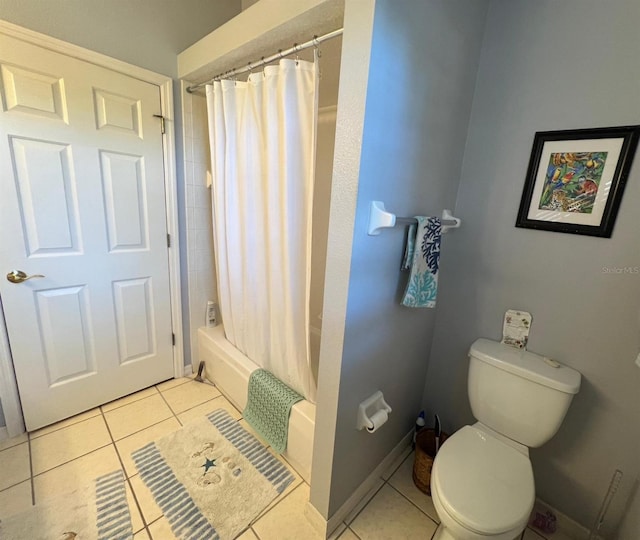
[367,201,461,236]
[441,209,461,234]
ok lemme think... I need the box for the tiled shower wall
[181,84,216,368]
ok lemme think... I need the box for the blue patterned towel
[401,217,441,308]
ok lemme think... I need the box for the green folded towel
[243,369,303,454]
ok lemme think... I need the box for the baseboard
[530,498,594,540]
[305,430,413,538]
[183,364,194,377]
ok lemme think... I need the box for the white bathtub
[197,325,316,483]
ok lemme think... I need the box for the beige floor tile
[31,415,112,475]
[129,473,163,524]
[156,376,194,392]
[134,529,151,540]
[0,432,28,451]
[344,479,385,524]
[253,483,323,540]
[177,394,242,425]
[126,482,145,533]
[0,480,33,518]
[381,444,413,480]
[237,528,259,539]
[338,528,360,540]
[387,453,439,522]
[30,408,101,439]
[523,529,545,539]
[328,523,347,539]
[0,442,30,490]
[160,380,221,414]
[350,484,438,539]
[102,386,159,412]
[251,448,303,523]
[115,417,182,477]
[33,445,122,502]
[104,393,173,441]
[148,517,178,539]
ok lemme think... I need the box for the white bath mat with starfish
[132,408,295,540]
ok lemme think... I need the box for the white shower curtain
[206,59,318,402]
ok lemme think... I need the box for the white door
[0,33,175,430]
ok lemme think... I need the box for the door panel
[0,33,174,430]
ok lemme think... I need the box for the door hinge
[153,114,166,134]
[172,333,176,346]
[167,233,171,248]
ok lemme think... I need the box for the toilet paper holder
[357,391,392,432]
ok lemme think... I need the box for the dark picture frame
[516,125,640,238]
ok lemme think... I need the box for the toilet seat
[431,425,535,536]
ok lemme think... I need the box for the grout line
[171,395,228,427]
[154,376,194,393]
[102,387,161,414]
[250,525,261,539]
[146,515,164,540]
[155,386,183,424]
[385,481,439,526]
[100,408,149,535]
[348,526,363,540]
[343,480,387,527]
[382,449,412,481]
[250,479,304,527]
[27,433,35,506]
[109,413,176,443]
[29,410,101,440]
[30,443,114,479]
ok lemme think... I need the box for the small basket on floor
[413,428,448,495]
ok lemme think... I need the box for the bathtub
[197,325,316,483]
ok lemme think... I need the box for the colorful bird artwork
[539,151,607,214]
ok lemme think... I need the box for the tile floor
[0,376,551,540]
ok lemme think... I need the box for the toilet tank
[468,339,581,448]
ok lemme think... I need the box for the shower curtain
[206,58,318,402]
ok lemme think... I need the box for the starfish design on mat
[202,457,217,474]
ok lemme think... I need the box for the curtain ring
[278,49,284,60]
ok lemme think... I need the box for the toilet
[431,338,581,540]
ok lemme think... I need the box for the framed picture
[516,125,640,237]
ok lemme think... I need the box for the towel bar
[367,201,461,236]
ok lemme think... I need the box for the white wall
[311,0,488,518]
[423,0,640,534]
[0,1,242,387]
[0,0,241,77]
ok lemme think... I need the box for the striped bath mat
[0,470,132,539]
[132,409,295,540]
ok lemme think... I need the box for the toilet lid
[432,425,534,535]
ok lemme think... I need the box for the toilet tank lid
[469,339,581,394]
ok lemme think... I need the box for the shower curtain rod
[185,27,344,93]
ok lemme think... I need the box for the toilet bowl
[429,339,581,540]
[431,424,534,540]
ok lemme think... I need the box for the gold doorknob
[6,270,45,284]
